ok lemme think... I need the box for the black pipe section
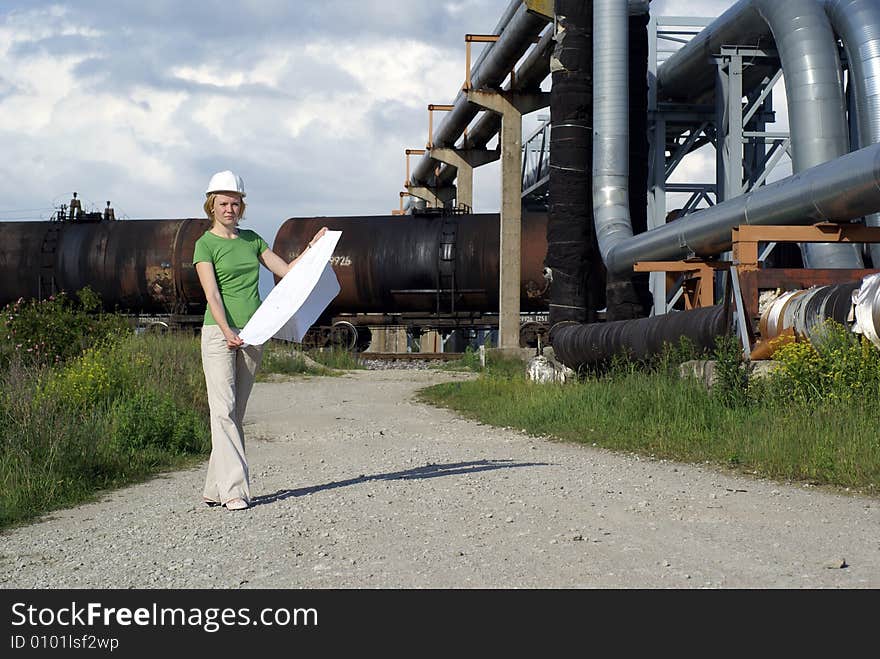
[605,12,652,322]
[547,0,598,327]
[550,305,731,370]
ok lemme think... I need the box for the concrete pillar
[366,326,408,353]
[429,147,500,211]
[467,89,549,351]
[420,330,441,353]
[405,184,456,208]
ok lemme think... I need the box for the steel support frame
[520,115,551,199]
[716,47,785,203]
[647,16,716,315]
[647,16,785,316]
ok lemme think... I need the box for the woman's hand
[309,227,328,248]
[224,330,244,350]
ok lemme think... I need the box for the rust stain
[146,264,173,303]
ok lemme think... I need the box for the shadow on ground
[251,459,549,507]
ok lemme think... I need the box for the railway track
[359,352,465,362]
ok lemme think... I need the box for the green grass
[434,347,527,378]
[0,332,210,530]
[309,347,364,370]
[418,332,880,496]
[256,342,364,381]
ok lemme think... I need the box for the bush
[0,331,209,528]
[109,390,209,455]
[0,288,130,368]
[770,320,880,404]
[712,333,750,408]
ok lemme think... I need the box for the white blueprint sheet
[238,230,342,346]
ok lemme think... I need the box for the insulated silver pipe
[593,0,633,262]
[603,141,880,276]
[825,0,880,266]
[654,0,862,269]
[756,0,861,268]
[656,2,772,103]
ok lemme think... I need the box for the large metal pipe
[657,2,774,104]
[593,0,632,262]
[415,0,649,198]
[409,2,548,187]
[546,0,594,327]
[0,219,209,313]
[853,273,880,346]
[550,305,730,369]
[604,140,880,276]
[655,0,863,269]
[825,0,880,267]
[428,26,556,194]
[759,281,861,341]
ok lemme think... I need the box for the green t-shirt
[192,229,269,328]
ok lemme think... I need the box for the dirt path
[2,369,878,588]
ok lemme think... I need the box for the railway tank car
[0,209,552,347]
[272,210,550,348]
[0,216,210,319]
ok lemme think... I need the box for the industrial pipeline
[5,0,880,365]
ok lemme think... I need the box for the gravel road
[1,368,878,589]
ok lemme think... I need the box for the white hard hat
[205,170,246,198]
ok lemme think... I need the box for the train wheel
[330,321,359,351]
[519,321,542,348]
[145,320,170,335]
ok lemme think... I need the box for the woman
[193,170,326,511]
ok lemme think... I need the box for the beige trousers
[200,325,264,504]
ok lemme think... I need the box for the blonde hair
[204,192,246,224]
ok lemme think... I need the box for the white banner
[239,230,342,346]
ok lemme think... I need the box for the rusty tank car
[272,210,550,347]
[0,208,552,346]
[0,216,210,318]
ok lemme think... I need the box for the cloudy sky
[0,0,742,285]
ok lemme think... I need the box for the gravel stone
[1,369,878,588]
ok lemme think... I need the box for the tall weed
[0,332,209,528]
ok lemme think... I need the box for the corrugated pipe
[550,305,730,370]
[603,140,880,276]
[655,0,862,269]
[825,0,880,267]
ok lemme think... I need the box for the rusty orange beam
[464,34,499,90]
[732,223,880,244]
[404,149,426,186]
[427,104,454,149]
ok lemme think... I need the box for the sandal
[225,498,249,511]
[203,497,221,507]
